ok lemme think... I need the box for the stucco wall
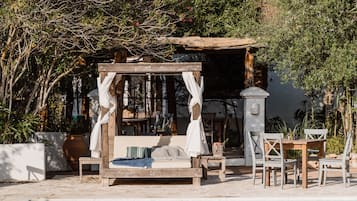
[266,71,308,128]
[0,143,45,181]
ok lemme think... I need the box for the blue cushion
[111,158,152,168]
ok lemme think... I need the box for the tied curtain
[182,72,209,157]
[89,72,117,158]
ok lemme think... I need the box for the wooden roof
[159,36,258,51]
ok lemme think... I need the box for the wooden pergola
[98,54,204,184]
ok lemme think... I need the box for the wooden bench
[101,135,202,186]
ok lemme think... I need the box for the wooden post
[192,71,201,120]
[191,71,202,186]
[192,157,201,186]
[100,72,109,169]
[244,47,254,88]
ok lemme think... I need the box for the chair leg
[323,166,327,186]
[293,164,297,187]
[318,163,323,187]
[281,167,284,190]
[342,167,347,187]
[273,169,277,186]
[252,165,256,185]
[263,166,266,188]
[284,166,289,185]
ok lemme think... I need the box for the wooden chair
[304,129,328,158]
[248,131,264,185]
[262,133,297,189]
[318,131,353,187]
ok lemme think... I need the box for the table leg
[302,144,308,188]
[318,142,325,184]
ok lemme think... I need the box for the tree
[0,0,179,116]
[259,0,357,134]
[173,0,263,37]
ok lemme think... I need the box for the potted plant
[0,106,45,182]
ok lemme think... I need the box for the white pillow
[151,146,189,160]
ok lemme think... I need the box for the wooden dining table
[265,139,325,188]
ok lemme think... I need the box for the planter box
[0,143,45,181]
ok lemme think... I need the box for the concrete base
[0,143,45,181]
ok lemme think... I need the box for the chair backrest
[304,129,328,140]
[248,131,264,162]
[343,131,353,162]
[304,129,328,151]
[261,133,284,162]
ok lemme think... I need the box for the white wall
[0,143,45,181]
[266,71,308,128]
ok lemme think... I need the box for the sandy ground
[1,167,357,201]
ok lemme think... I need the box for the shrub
[0,106,39,144]
[326,135,345,155]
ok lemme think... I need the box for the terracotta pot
[62,134,89,171]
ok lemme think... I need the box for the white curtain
[182,72,209,157]
[90,72,117,158]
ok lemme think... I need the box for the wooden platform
[101,167,202,186]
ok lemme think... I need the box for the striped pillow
[126,146,151,159]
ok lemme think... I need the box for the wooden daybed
[97,57,204,186]
[103,135,201,186]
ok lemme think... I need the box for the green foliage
[174,0,263,37]
[260,0,357,92]
[326,135,345,155]
[0,105,40,144]
[266,116,285,132]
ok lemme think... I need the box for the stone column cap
[240,87,269,98]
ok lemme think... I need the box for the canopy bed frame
[94,53,208,186]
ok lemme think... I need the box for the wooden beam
[98,62,202,73]
[244,48,254,88]
[192,71,201,121]
[100,72,109,169]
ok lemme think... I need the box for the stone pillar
[240,87,269,166]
